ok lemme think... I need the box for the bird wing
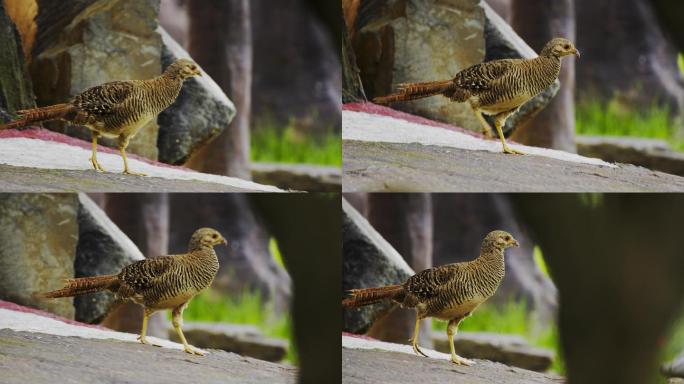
[405,264,458,302]
[453,59,519,92]
[72,81,135,117]
[118,256,176,294]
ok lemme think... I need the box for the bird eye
[564,44,570,49]
[505,236,511,241]
[212,234,218,239]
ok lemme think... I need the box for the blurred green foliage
[250,120,341,165]
[660,313,684,383]
[269,238,286,270]
[678,53,684,75]
[182,289,296,364]
[532,246,550,279]
[576,100,684,152]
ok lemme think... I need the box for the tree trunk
[510,0,576,152]
[367,194,433,348]
[342,14,366,103]
[185,0,251,179]
[0,1,35,119]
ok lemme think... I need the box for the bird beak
[511,239,520,247]
[220,237,227,246]
[573,49,580,58]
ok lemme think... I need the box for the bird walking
[342,230,519,365]
[0,58,202,175]
[373,38,579,154]
[40,227,226,356]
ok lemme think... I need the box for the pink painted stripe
[0,127,195,172]
[343,102,482,138]
[0,299,109,331]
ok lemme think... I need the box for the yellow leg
[90,133,106,172]
[495,116,525,155]
[409,315,428,357]
[447,318,474,366]
[118,135,146,176]
[469,104,494,138]
[173,303,204,356]
[137,308,161,347]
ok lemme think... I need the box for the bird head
[165,58,202,80]
[190,227,228,248]
[484,230,519,250]
[541,38,580,59]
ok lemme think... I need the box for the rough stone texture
[251,162,341,192]
[0,164,274,192]
[0,194,78,318]
[342,198,414,333]
[432,331,553,372]
[0,2,35,120]
[0,329,296,384]
[157,27,236,165]
[74,194,144,323]
[343,140,684,192]
[663,351,684,379]
[576,135,684,177]
[342,347,564,384]
[30,0,162,159]
[168,322,288,362]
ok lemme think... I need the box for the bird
[0,58,202,175]
[373,38,580,155]
[39,227,226,356]
[342,230,519,365]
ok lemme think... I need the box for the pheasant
[343,230,519,365]
[41,227,226,356]
[0,58,201,175]
[374,38,579,154]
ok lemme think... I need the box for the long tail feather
[38,274,118,298]
[0,103,73,130]
[373,80,455,104]
[342,284,404,308]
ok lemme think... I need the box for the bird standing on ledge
[373,38,579,155]
[0,58,202,175]
[342,230,519,365]
[40,227,226,356]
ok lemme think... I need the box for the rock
[74,193,144,323]
[157,27,236,165]
[576,135,684,177]
[342,198,414,333]
[250,162,341,192]
[0,194,79,318]
[0,2,35,118]
[342,335,564,384]
[663,351,684,379]
[30,0,162,160]
[669,379,684,384]
[432,331,554,372]
[168,322,288,362]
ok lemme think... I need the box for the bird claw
[410,340,428,358]
[502,146,525,155]
[123,170,147,177]
[90,158,106,172]
[137,336,162,348]
[183,346,206,356]
[451,355,475,366]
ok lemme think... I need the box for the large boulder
[156,27,236,165]
[0,2,35,119]
[30,0,162,159]
[342,198,413,333]
[0,194,79,318]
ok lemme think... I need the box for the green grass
[575,100,684,151]
[182,289,296,363]
[250,123,341,166]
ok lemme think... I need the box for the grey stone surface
[663,350,684,379]
[0,164,273,192]
[0,194,79,318]
[168,322,288,362]
[31,0,162,160]
[0,329,296,384]
[576,135,684,177]
[342,198,414,333]
[251,162,341,192]
[433,331,553,372]
[157,27,236,165]
[342,347,564,384]
[343,140,684,192]
[74,194,144,323]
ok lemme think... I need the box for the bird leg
[172,303,205,356]
[469,104,494,139]
[494,113,525,155]
[137,308,162,347]
[118,135,146,176]
[447,318,474,366]
[89,133,106,172]
[409,315,428,358]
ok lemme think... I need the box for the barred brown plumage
[373,37,579,154]
[40,227,227,356]
[0,58,201,175]
[342,230,519,365]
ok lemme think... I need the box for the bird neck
[182,245,220,290]
[528,55,561,90]
[472,243,506,286]
[143,72,185,112]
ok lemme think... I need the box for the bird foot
[123,169,147,177]
[183,345,206,356]
[137,336,162,347]
[90,158,106,172]
[409,339,428,358]
[502,146,525,155]
[450,355,475,366]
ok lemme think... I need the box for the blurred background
[0,0,341,191]
[343,0,684,176]
[0,193,341,384]
[342,193,684,384]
